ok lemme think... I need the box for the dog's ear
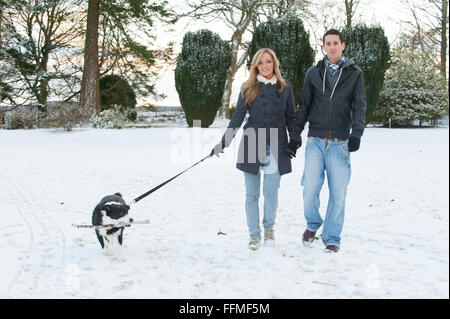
[114,192,122,197]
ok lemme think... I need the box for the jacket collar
[257,74,277,85]
[318,57,356,91]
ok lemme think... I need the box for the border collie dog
[92,193,132,249]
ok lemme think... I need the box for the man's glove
[211,140,226,157]
[285,137,302,158]
[348,136,360,152]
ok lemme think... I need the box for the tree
[96,0,176,102]
[342,24,390,123]
[302,0,371,51]
[185,0,261,119]
[0,0,83,110]
[80,0,100,114]
[402,0,449,79]
[376,46,448,126]
[439,0,448,78]
[0,0,5,39]
[175,29,231,128]
[80,0,176,114]
[0,0,15,107]
[247,16,315,107]
[344,0,362,28]
[256,0,313,20]
[183,0,314,118]
[99,74,136,111]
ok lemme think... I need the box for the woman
[211,48,298,250]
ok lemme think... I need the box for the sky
[145,0,416,107]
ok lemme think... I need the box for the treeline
[0,0,448,129]
[0,0,176,113]
[176,20,447,128]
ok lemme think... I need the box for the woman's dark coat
[222,81,296,175]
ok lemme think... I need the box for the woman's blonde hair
[241,48,286,106]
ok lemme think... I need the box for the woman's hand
[285,138,302,158]
[211,141,226,157]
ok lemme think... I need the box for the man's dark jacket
[290,57,366,141]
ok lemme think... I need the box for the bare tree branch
[401,0,448,78]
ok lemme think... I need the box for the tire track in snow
[0,177,38,296]
[18,181,68,291]
[17,182,67,264]
[0,177,35,297]
[0,174,55,296]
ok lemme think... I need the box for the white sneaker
[248,237,260,250]
[264,229,275,246]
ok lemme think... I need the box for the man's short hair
[323,29,344,44]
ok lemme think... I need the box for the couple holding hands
[211,29,366,253]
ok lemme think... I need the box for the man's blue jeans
[301,137,351,247]
[244,144,281,240]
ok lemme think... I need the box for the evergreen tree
[80,0,176,114]
[341,24,390,123]
[175,29,231,128]
[247,16,315,107]
[80,0,101,114]
[0,0,83,110]
[99,74,136,111]
[182,0,315,118]
[375,46,448,126]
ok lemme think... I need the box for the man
[285,29,366,253]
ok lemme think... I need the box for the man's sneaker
[248,238,260,250]
[325,245,339,253]
[302,229,316,247]
[264,229,275,246]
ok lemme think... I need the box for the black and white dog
[92,193,132,249]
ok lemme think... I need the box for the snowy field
[0,124,448,299]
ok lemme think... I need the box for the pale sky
[145,0,415,107]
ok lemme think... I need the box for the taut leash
[130,153,213,205]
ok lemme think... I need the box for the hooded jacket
[290,57,366,141]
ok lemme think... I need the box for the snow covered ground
[0,124,448,298]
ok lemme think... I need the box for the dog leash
[72,154,213,230]
[129,153,213,205]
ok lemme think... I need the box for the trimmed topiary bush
[247,16,315,107]
[175,29,231,127]
[342,24,390,123]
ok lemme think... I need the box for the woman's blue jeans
[244,144,281,240]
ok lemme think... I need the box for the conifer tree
[248,16,315,107]
[342,24,390,123]
[376,46,448,126]
[99,74,136,111]
[175,29,231,128]
[80,0,176,114]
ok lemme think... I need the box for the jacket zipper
[328,69,343,138]
[329,100,332,137]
